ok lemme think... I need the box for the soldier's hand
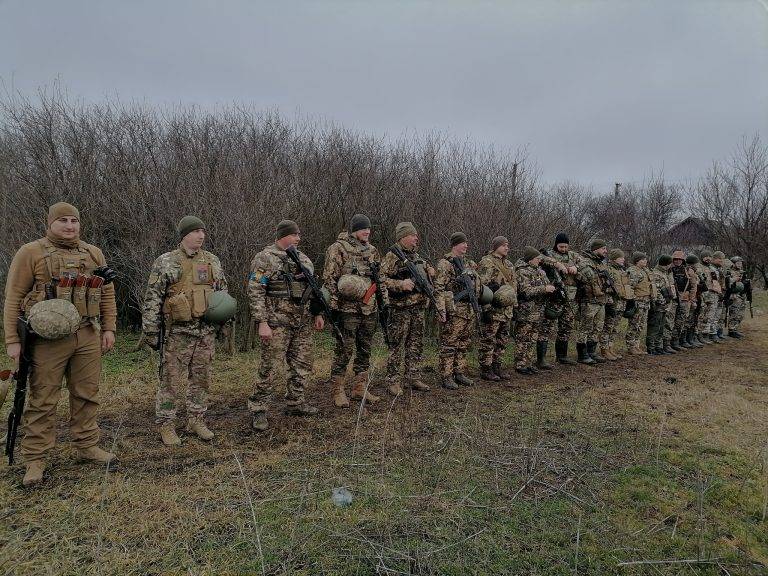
[101,330,115,353]
[258,322,273,341]
[313,315,325,331]
[567,266,578,275]
[438,311,447,323]
[401,279,415,292]
[6,343,21,364]
[556,263,568,273]
[544,284,556,293]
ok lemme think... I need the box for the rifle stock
[6,317,35,465]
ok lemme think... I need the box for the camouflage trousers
[330,311,377,377]
[672,300,692,339]
[156,331,215,424]
[728,295,746,330]
[599,299,626,347]
[574,302,605,344]
[514,319,540,369]
[438,312,475,378]
[248,322,313,413]
[538,297,577,342]
[478,317,510,367]
[686,300,701,330]
[697,292,720,335]
[663,300,676,341]
[646,303,666,349]
[625,300,650,348]
[386,305,425,385]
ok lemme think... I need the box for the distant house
[662,216,718,251]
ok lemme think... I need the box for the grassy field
[1,294,768,575]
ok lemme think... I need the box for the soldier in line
[648,255,675,355]
[711,251,730,342]
[323,214,386,405]
[514,247,556,376]
[540,232,582,365]
[246,220,325,431]
[696,250,722,344]
[379,222,438,395]
[727,256,747,338]
[574,239,609,364]
[477,236,517,382]
[669,250,696,350]
[4,202,118,487]
[626,252,654,355]
[143,216,230,445]
[434,232,480,390]
[682,254,704,348]
[599,249,634,360]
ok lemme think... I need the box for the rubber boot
[576,343,595,365]
[454,373,474,386]
[442,376,459,390]
[663,340,677,354]
[492,362,511,381]
[587,341,607,363]
[671,337,684,351]
[536,341,554,370]
[350,372,380,403]
[23,460,46,488]
[480,365,501,381]
[555,340,577,365]
[186,417,215,441]
[160,422,182,446]
[689,330,703,348]
[331,376,350,407]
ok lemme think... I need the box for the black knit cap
[686,254,699,264]
[349,213,371,233]
[450,232,467,246]
[657,254,673,266]
[554,232,569,246]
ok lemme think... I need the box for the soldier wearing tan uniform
[626,252,655,355]
[599,249,634,360]
[4,202,118,487]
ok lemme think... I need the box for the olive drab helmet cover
[27,299,81,339]
[203,291,238,324]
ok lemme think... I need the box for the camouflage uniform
[434,253,480,380]
[626,265,655,350]
[323,231,386,379]
[695,261,721,338]
[539,248,582,342]
[727,261,747,333]
[574,251,608,345]
[684,261,702,336]
[143,245,227,424]
[246,243,316,413]
[661,268,678,348]
[599,261,633,350]
[514,259,549,369]
[476,252,516,370]
[379,243,435,389]
[648,265,673,351]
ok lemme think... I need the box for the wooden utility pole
[511,162,518,193]
[614,182,622,197]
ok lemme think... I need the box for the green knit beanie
[632,251,647,264]
[450,232,467,247]
[395,221,417,240]
[276,219,300,239]
[177,215,206,239]
[349,214,371,233]
[523,246,541,262]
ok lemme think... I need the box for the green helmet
[732,281,745,294]
[478,285,493,306]
[203,291,237,324]
[337,274,371,301]
[27,299,81,339]
[492,285,516,307]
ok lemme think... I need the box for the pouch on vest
[168,293,193,322]
[56,276,74,302]
[73,274,88,316]
[191,263,213,316]
[87,276,104,317]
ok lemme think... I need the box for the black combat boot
[587,341,607,363]
[717,328,729,341]
[672,337,685,351]
[663,340,677,354]
[689,330,704,348]
[480,365,500,381]
[515,366,536,376]
[577,343,595,365]
[536,341,554,370]
[555,340,577,365]
[729,330,743,339]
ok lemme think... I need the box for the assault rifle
[450,256,483,334]
[368,261,391,345]
[744,278,753,318]
[541,263,568,305]
[4,317,36,465]
[389,245,442,314]
[285,245,345,343]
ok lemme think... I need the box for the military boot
[536,341,554,369]
[186,417,215,441]
[587,341,607,363]
[442,376,459,390]
[671,337,684,351]
[709,332,722,343]
[600,345,619,361]
[609,344,623,360]
[159,422,182,446]
[332,376,350,408]
[22,460,46,488]
[697,332,711,345]
[481,364,501,381]
[251,411,268,432]
[515,366,536,376]
[284,403,319,416]
[663,340,677,354]
[628,343,646,355]
[387,380,404,396]
[76,446,118,466]
[555,340,577,365]
[729,330,743,339]
[717,328,729,341]
[576,343,595,364]
[678,335,691,349]
[409,379,431,392]
[492,361,511,381]
[454,373,474,386]
[350,372,380,403]
[689,330,703,348]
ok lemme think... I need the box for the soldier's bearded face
[354,229,371,243]
[556,243,569,253]
[50,216,80,239]
[401,233,418,250]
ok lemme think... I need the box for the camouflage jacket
[323,231,386,315]
[142,245,227,337]
[248,243,315,328]
[627,265,656,302]
[380,243,435,309]
[575,251,608,304]
[695,262,720,294]
[542,248,583,287]
[650,266,675,307]
[434,253,479,320]
[607,262,634,302]
[477,252,516,321]
[514,259,549,322]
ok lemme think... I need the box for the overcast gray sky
[1,0,766,189]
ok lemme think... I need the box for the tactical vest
[631,267,654,299]
[545,249,578,286]
[608,265,634,300]
[265,252,311,301]
[22,238,104,320]
[337,237,374,278]
[448,256,480,301]
[576,254,605,301]
[162,249,215,322]
[388,249,429,300]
